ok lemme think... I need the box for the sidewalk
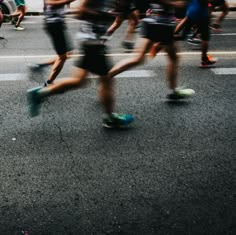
[26,0,80,14]
[26,0,236,14]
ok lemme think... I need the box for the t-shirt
[187,0,208,22]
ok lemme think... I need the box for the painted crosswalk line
[0,70,156,81]
[0,73,27,81]
[211,68,236,75]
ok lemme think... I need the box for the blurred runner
[209,0,229,31]
[29,0,75,86]
[106,0,139,52]
[27,0,134,129]
[11,0,26,30]
[108,0,195,100]
[174,0,217,68]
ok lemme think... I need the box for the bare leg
[201,40,208,60]
[46,53,69,83]
[109,38,152,78]
[215,2,229,25]
[41,67,89,95]
[165,42,179,90]
[99,75,114,115]
[15,5,26,27]
[123,11,139,42]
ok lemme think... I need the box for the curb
[26,12,43,16]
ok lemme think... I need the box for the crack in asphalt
[53,121,85,200]
[43,99,85,200]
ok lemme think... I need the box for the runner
[209,0,229,31]
[108,0,195,100]
[174,0,217,68]
[11,0,26,30]
[29,0,75,87]
[106,0,139,52]
[27,0,134,129]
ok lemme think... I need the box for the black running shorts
[75,43,113,76]
[141,19,175,45]
[186,18,210,41]
[45,22,73,55]
[211,0,226,7]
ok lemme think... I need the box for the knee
[58,54,67,62]
[168,52,179,63]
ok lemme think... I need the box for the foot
[103,113,134,128]
[200,55,217,68]
[167,87,195,100]
[209,23,223,32]
[3,14,12,23]
[122,41,134,52]
[27,86,43,117]
[14,26,24,31]
[28,64,47,83]
[187,37,201,46]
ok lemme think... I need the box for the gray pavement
[0,14,236,235]
[25,0,236,13]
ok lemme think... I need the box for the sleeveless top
[145,0,175,25]
[78,0,115,42]
[44,0,65,24]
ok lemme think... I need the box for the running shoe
[3,14,12,23]
[27,86,43,117]
[28,63,44,71]
[200,55,217,68]
[14,26,25,31]
[167,87,195,100]
[122,41,134,52]
[28,63,48,83]
[187,37,201,46]
[209,23,223,32]
[103,113,134,128]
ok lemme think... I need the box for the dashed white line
[0,51,236,60]
[0,70,156,81]
[211,68,236,75]
[0,73,27,81]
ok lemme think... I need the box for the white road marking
[0,70,155,81]
[89,70,155,79]
[211,68,236,75]
[0,51,236,60]
[211,33,236,36]
[0,73,27,81]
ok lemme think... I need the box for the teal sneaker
[27,86,43,117]
[103,113,134,128]
[167,87,195,100]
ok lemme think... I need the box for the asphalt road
[0,13,235,234]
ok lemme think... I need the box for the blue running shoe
[103,113,134,128]
[27,86,43,117]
